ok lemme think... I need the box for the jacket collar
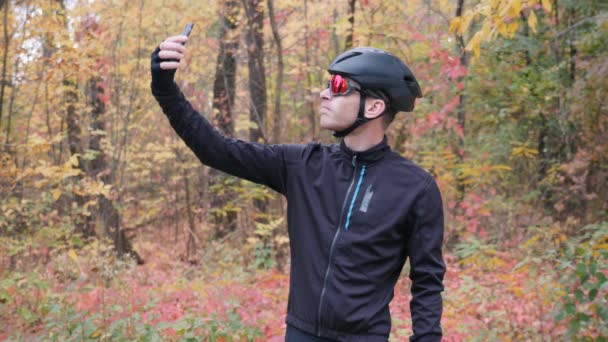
[339,135,391,165]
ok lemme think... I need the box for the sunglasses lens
[330,75,348,95]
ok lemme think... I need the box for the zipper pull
[352,154,357,167]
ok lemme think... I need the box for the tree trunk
[243,0,268,221]
[212,0,239,137]
[539,0,570,184]
[3,2,32,155]
[303,0,316,140]
[267,0,288,270]
[0,0,10,127]
[243,0,267,143]
[210,0,240,239]
[87,77,142,264]
[345,0,356,49]
[36,0,91,241]
[568,8,576,85]
[183,169,197,261]
[267,0,284,144]
[63,77,97,238]
[454,0,467,201]
[331,8,340,58]
[174,184,180,244]
[98,195,141,263]
[519,11,532,66]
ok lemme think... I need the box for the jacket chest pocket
[336,185,409,253]
[341,182,377,230]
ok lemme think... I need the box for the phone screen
[182,23,194,37]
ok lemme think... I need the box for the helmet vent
[332,51,362,65]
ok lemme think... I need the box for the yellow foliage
[462,0,555,58]
[30,136,51,154]
[528,10,538,33]
[69,249,79,262]
[487,256,507,268]
[594,243,608,251]
[253,217,284,238]
[507,0,523,18]
[467,30,483,58]
[463,12,477,34]
[459,162,512,186]
[510,285,525,297]
[70,154,79,168]
[52,188,62,201]
[511,145,539,159]
[0,153,19,182]
[274,235,290,246]
[523,234,540,248]
[458,247,509,271]
[481,20,493,41]
[497,20,508,37]
[82,179,112,198]
[449,17,462,35]
[491,164,513,172]
[507,22,520,37]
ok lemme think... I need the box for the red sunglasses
[327,74,360,96]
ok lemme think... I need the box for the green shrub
[555,222,608,339]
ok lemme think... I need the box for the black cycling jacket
[152,82,445,342]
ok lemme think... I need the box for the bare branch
[554,13,608,40]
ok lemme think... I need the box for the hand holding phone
[151,23,195,89]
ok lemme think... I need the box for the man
[151,34,445,341]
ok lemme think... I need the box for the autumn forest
[0,0,607,340]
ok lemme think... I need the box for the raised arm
[150,35,300,194]
[406,178,446,342]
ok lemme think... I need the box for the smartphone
[182,23,194,38]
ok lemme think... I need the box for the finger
[158,50,184,60]
[159,41,186,53]
[164,35,188,44]
[159,61,180,70]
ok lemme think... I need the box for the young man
[151,35,445,342]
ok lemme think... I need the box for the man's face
[319,76,361,132]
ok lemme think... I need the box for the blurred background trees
[0,0,606,339]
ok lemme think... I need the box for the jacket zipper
[316,154,359,336]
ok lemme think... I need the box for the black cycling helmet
[327,47,422,137]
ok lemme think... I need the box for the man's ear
[364,98,386,120]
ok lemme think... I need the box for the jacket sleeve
[406,177,446,342]
[151,83,301,195]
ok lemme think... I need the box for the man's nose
[320,87,331,100]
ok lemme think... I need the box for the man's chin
[319,121,335,131]
[320,116,347,131]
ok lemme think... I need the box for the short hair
[382,108,398,129]
[364,89,397,129]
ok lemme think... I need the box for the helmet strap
[333,92,385,138]
[333,93,369,138]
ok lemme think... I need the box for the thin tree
[345,0,356,49]
[454,0,468,201]
[0,0,10,128]
[210,0,240,239]
[267,0,287,269]
[243,0,268,220]
[49,0,96,238]
[267,0,284,144]
[87,75,142,263]
[303,0,316,140]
